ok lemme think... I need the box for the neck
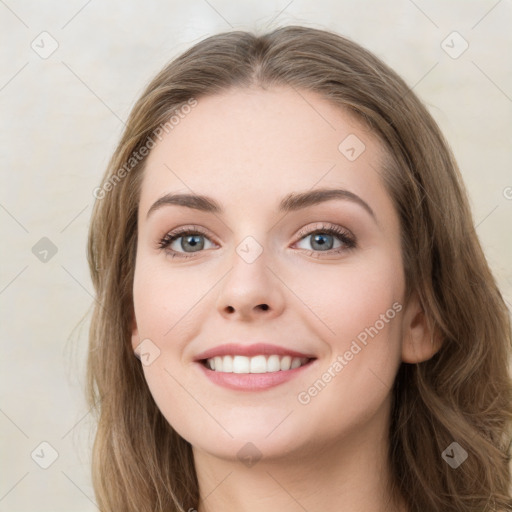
[192,399,407,512]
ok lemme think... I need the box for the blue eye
[158,223,356,259]
[294,224,356,253]
[158,227,215,257]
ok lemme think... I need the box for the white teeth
[249,355,267,373]
[205,354,310,373]
[291,357,301,369]
[267,355,281,372]
[233,355,250,373]
[222,355,233,373]
[280,355,291,371]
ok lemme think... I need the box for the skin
[131,86,440,511]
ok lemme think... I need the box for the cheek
[294,258,404,426]
[292,251,403,352]
[131,259,222,440]
[331,269,401,344]
[132,258,212,343]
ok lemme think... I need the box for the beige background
[1,0,511,510]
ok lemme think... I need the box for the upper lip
[194,343,316,361]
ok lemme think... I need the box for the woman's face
[131,86,409,461]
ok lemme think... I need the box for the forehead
[138,86,393,219]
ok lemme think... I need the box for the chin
[182,412,317,463]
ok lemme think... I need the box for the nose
[215,247,285,321]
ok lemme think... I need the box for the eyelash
[157,223,357,259]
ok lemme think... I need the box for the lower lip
[196,359,316,391]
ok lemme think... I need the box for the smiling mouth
[201,354,315,373]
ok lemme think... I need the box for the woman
[86,25,512,511]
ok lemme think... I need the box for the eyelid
[157,225,217,250]
[294,222,354,241]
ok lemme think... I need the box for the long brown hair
[86,25,512,511]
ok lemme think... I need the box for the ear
[401,293,443,363]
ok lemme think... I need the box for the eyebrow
[146,188,376,222]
